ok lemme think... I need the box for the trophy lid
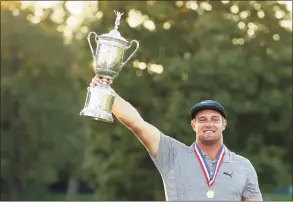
[99,10,128,43]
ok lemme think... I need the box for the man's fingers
[96,75,103,81]
[92,75,113,86]
[92,78,100,85]
[95,74,100,79]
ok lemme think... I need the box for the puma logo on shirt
[223,171,233,178]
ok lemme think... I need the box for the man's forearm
[111,92,160,158]
[112,93,144,131]
[89,78,160,157]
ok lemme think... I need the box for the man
[90,75,263,201]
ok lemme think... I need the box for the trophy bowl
[80,11,139,123]
[92,30,139,79]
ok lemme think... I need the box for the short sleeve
[149,132,182,176]
[242,161,263,201]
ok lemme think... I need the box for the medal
[194,143,225,199]
[206,190,215,198]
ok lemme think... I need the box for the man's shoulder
[230,151,250,162]
[161,132,186,144]
[229,150,255,170]
[160,132,191,150]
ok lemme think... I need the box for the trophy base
[80,108,114,123]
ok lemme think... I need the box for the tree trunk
[7,179,20,201]
[66,171,79,201]
[7,44,22,201]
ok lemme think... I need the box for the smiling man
[90,75,263,201]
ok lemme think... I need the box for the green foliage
[1,0,292,200]
[1,2,91,200]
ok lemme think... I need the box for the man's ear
[191,119,196,130]
[222,118,227,131]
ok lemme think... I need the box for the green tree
[1,2,90,200]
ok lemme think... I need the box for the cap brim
[191,105,226,119]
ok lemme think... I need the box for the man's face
[191,109,227,145]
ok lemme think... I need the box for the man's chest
[170,158,247,200]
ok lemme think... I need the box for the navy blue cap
[191,100,226,119]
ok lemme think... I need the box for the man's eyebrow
[197,115,221,119]
[212,115,220,118]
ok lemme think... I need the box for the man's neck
[196,142,223,161]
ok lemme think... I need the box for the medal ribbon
[194,144,225,187]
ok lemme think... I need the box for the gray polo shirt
[150,133,263,201]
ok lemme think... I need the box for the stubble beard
[198,135,221,146]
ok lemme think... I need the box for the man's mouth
[203,130,215,133]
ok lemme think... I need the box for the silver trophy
[80,10,139,123]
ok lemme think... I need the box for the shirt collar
[190,142,231,163]
[223,145,231,163]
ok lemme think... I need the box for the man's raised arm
[91,75,161,158]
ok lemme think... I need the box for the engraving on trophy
[80,10,140,123]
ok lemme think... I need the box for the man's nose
[204,121,213,127]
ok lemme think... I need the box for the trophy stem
[101,78,109,88]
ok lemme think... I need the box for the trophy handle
[120,40,139,68]
[87,32,99,59]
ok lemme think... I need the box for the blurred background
[1,0,292,201]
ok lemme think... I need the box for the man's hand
[90,75,113,87]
